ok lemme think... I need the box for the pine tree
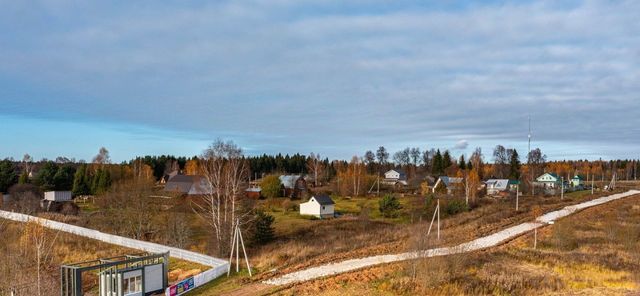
[252,211,275,245]
[459,155,467,170]
[432,149,443,175]
[72,165,91,195]
[443,150,453,172]
[509,149,521,179]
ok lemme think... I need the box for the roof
[246,187,261,192]
[572,175,584,180]
[311,194,335,205]
[439,176,463,186]
[485,179,509,190]
[385,169,406,175]
[164,175,211,195]
[537,172,560,181]
[279,175,302,189]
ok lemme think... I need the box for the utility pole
[561,177,564,200]
[591,174,595,195]
[426,198,441,241]
[227,219,252,277]
[516,184,520,211]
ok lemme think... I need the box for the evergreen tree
[96,169,111,194]
[53,164,76,190]
[0,159,17,192]
[72,164,91,195]
[35,161,59,191]
[432,149,444,175]
[443,150,453,172]
[252,211,275,245]
[459,155,467,170]
[509,149,521,179]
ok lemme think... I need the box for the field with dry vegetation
[273,193,640,295]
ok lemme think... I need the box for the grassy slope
[275,194,640,295]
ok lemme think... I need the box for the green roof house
[571,175,585,187]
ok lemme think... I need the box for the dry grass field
[187,189,637,295]
[273,193,640,295]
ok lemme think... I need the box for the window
[123,275,142,295]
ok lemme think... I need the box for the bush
[260,175,282,199]
[252,211,275,245]
[445,199,469,215]
[379,195,402,218]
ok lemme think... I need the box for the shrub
[260,175,282,199]
[445,199,469,215]
[379,195,402,218]
[252,211,275,245]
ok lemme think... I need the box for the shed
[44,191,73,202]
[245,187,262,199]
[299,195,335,218]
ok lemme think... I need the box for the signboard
[166,277,195,296]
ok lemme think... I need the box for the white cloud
[0,0,639,159]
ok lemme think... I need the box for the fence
[0,210,230,295]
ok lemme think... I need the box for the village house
[299,194,335,218]
[164,175,213,195]
[485,179,519,196]
[433,176,464,195]
[382,169,408,186]
[570,175,585,188]
[279,175,308,199]
[535,173,563,188]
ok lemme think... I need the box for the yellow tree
[185,159,200,175]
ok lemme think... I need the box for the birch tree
[306,152,324,187]
[194,140,252,257]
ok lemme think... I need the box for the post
[591,175,594,195]
[516,184,519,211]
[437,198,440,240]
[236,225,240,273]
[560,177,564,200]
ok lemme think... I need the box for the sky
[1,0,639,162]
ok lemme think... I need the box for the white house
[485,179,519,196]
[382,169,408,186]
[536,173,562,188]
[299,195,335,218]
[44,191,72,202]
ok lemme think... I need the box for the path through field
[262,190,640,286]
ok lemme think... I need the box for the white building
[536,173,562,188]
[44,191,72,202]
[382,169,408,186]
[299,195,335,218]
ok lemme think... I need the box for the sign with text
[166,277,195,296]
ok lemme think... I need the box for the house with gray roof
[299,194,335,218]
[164,175,213,195]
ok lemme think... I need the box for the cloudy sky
[1,0,639,162]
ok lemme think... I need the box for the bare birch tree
[194,140,252,257]
[306,153,324,186]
